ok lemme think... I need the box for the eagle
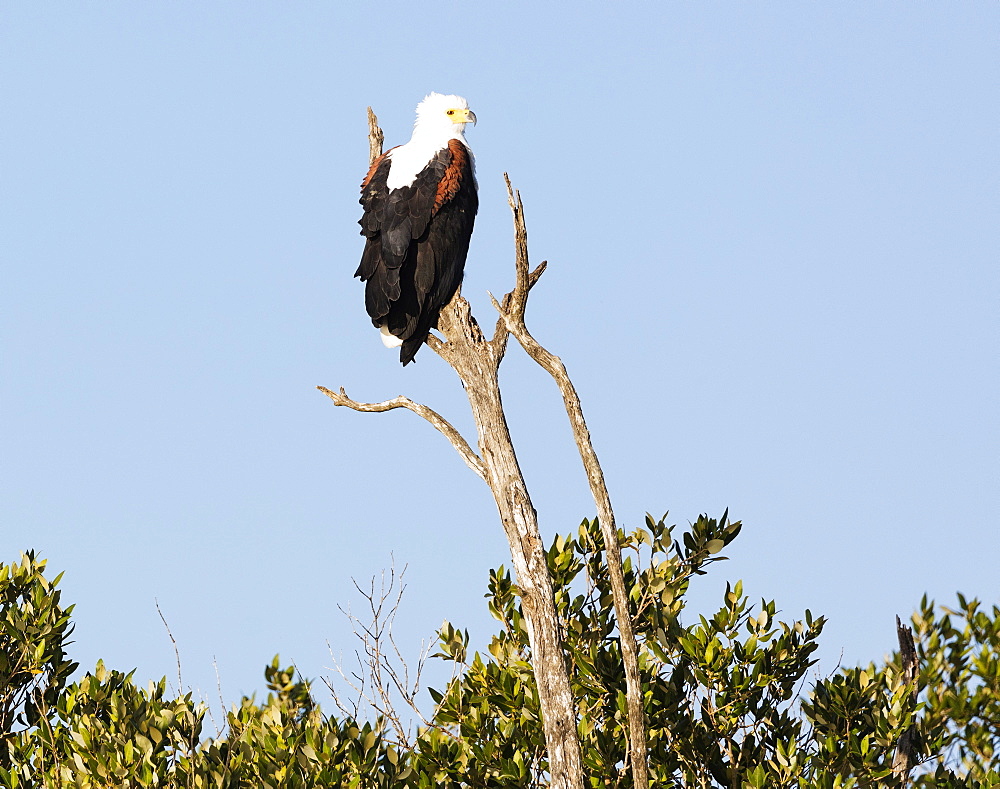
[355,93,478,365]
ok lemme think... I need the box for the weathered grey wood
[317,387,485,481]
[366,107,383,170]
[434,298,585,788]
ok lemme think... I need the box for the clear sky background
[3,2,997,721]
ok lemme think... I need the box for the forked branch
[487,176,547,356]
[322,563,437,748]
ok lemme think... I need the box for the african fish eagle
[355,93,478,365]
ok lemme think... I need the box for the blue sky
[3,2,997,717]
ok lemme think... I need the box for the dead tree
[319,108,650,789]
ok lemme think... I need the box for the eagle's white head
[387,92,477,190]
[412,92,477,140]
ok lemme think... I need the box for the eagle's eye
[446,110,455,116]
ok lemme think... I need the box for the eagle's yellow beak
[447,108,477,125]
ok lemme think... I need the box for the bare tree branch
[317,386,486,481]
[323,562,455,751]
[155,599,183,695]
[321,647,363,723]
[155,600,198,785]
[489,176,651,788]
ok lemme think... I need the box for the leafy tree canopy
[2,516,998,788]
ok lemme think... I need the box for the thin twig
[322,646,363,722]
[156,599,196,789]
[317,386,486,481]
[322,562,448,747]
[201,690,218,738]
[212,656,225,736]
[155,599,183,694]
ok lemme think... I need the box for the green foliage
[423,513,830,787]
[1,649,411,788]
[2,514,999,787]
[0,551,78,770]
[909,593,1000,784]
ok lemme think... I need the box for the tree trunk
[433,300,586,788]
